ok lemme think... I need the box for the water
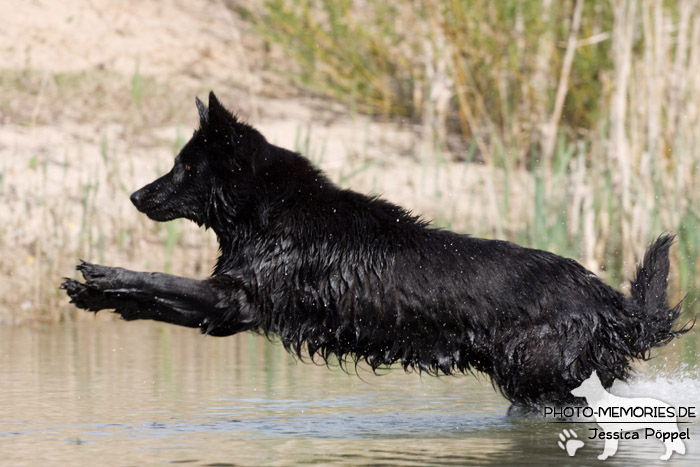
[0,322,698,465]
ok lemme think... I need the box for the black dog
[62,92,690,409]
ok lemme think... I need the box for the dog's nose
[130,190,143,208]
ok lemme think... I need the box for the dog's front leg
[75,261,219,312]
[62,262,221,329]
[62,262,253,336]
[61,278,208,328]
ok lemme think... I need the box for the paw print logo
[558,429,584,456]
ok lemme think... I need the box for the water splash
[610,370,700,410]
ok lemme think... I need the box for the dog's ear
[202,91,266,172]
[208,91,222,113]
[208,91,237,127]
[195,96,208,126]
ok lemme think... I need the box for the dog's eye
[185,164,191,172]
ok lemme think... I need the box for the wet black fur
[61,92,691,408]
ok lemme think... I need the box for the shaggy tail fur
[627,235,693,356]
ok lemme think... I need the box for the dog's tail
[627,235,693,356]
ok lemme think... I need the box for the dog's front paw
[77,261,124,289]
[60,278,107,312]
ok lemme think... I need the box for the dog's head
[130,91,266,226]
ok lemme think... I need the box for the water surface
[1,322,698,465]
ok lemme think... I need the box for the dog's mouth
[132,202,179,222]
[130,188,205,224]
[130,189,173,221]
[142,208,178,222]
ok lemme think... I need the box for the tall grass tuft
[131,60,142,108]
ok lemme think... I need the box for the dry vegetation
[1,0,700,322]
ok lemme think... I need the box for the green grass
[163,220,184,274]
[173,124,187,155]
[131,60,143,108]
[294,124,326,168]
[0,165,5,197]
[338,155,390,185]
